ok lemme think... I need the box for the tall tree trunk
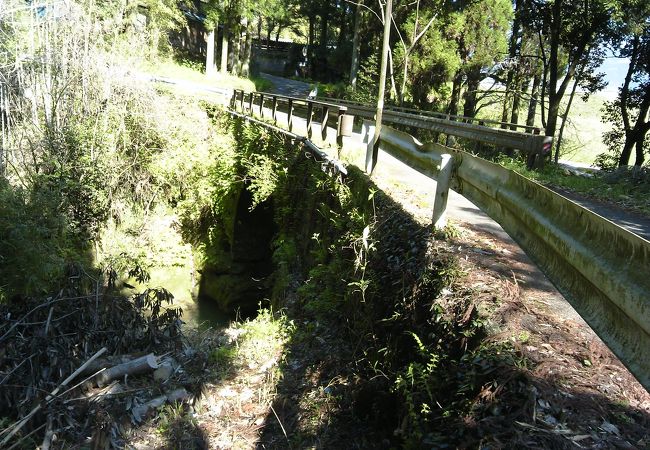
[500,93,511,128]
[350,5,361,89]
[266,21,272,46]
[634,135,646,167]
[617,37,649,168]
[337,6,347,49]
[308,15,315,76]
[221,28,229,73]
[501,0,521,129]
[320,10,328,51]
[555,74,580,162]
[257,17,262,41]
[544,0,581,141]
[388,48,398,101]
[462,72,480,118]
[230,26,240,76]
[399,54,409,105]
[206,27,216,77]
[619,134,636,166]
[526,71,541,127]
[510,76,527,130]
[241,20,252,77]
[447,72,462,116]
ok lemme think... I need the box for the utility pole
[365,0,392,174]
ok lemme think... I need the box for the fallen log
[80,353,147,376]
[95,354,158,388]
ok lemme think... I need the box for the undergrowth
[208,117,524,447]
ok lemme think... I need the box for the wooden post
[361,119,372,144]
[366,0,392,173]
[272,96,278,123]
[321,105,330,142]
[432,154,453,230]
[307,101,314,139]
[288,98,294,131]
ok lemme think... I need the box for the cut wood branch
[95,353,158,388]
[80,353,148,376]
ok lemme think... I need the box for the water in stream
[105,209,253,330]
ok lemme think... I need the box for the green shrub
[0,179,72,299]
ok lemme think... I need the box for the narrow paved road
[550,186,650,240]
[259,73,311,97]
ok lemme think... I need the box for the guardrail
[231,89,354,146]
[234,89,552,158]
[229,88,649,391]
[365,123,650,392]
[318,96,541,133]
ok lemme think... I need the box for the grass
[498,156,650,215]
[142,57,270,92]
[477,92,614,165]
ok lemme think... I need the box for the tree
[527,0,613,155]
[440,0,511,117]
[457,0,512,118]
[601,0,650,168]
[204,3,221,76]
[391,0,446,105]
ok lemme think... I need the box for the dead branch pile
[0,274,185,447]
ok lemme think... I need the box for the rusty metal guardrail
[229,88,649,391]
[366,124,650,392]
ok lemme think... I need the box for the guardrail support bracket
[432,154,453,230]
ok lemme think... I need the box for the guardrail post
[288,98,294,132]
[307,100,314,139]
[248,92,254,112]
[321,106,330,142]
[363,121,375,159]
[432,154,453,230]
[361,120,372,144]
[239,90,245,111]
[230,90,238,109]
[259,93,264,118]
[272,96,278,123]
[336,106,346,148]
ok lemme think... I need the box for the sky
[598,56,630,99]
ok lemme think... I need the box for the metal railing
[233,89,552,158]
[232,89,352,146]
[317,96,541,133]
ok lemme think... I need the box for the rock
[153,364,173,382]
